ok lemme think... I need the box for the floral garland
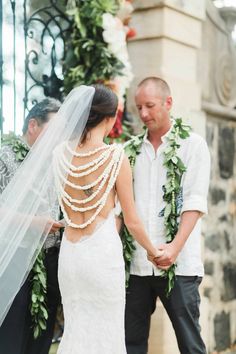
[122,119,191,295]
[64,0,123,91]
[64,0,135,139]
[1,133,48,338]
[101,1,134,105]
[1,133,29,160]
[101,0,135,138]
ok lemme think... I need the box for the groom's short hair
[22,98,61,134]
[138,77,171,100]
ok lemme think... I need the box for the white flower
[117,1,134,22]
[103,29,126,45]
[102,11,134,100]
[102,13,117,30]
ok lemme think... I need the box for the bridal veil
[0,85,95,324]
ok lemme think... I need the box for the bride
[0,84,160,354]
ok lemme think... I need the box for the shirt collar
[160,121,174,143]
[143,129,149,143]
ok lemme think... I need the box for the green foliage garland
[121,119,191,295]
[64,0,124,92]
[1,133,29,161]
[30,251,48,339]
[162,118,191,295]
[1,134,48,338]
[121,128,146,285]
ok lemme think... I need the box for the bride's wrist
[147,249,157,259]
[147,249,163,260]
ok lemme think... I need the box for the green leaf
[30,251,48,338]
[39,319,46,330]
[164,204,172,218]
[179,130,190,139]
[32,293,37,303]
[171,156,178,164]
[38,273,46,288]
[41,306,48,319]
[33,326,40,339]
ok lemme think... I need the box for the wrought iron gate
[0,0,71,134]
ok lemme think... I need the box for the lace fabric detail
[63,208,115,244]
[54,143,127,354]
[57,210,126,354]
[53,143,124,229]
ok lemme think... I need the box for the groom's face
[135,83,172,131]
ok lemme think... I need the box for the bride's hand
[147,249,164,267]
[48,219,65,233]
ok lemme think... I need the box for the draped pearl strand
[65,142,109,157]
[53,143,124,229]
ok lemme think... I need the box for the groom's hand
[154,242,180,270]
[147,249,164,267]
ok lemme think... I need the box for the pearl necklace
[60,144,116,177]
[53,143,124,229]
[65,142,109,157]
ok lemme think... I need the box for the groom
[0,98,63,354]
[125,77,210,354]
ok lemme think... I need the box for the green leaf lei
[1,133,48,338]
[1,133,29,161]
[121,118,191,295]
[121,128,146,286]
[30,251,48,339]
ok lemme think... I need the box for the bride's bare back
[53,142,124,242]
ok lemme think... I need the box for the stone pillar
[127,1,208,353]
[127,0,206,136]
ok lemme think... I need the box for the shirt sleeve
[181,137,210,214]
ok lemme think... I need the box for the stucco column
[127,0,206,136]
[127,1,209,353]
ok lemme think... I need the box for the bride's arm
[116,155,159,258]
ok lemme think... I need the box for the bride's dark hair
[81,84,118,143]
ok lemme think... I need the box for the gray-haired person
[0,98,63,354]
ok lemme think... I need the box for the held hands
[147,249,164,268]
[147,241,180,270]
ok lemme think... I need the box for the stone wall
[127,0,236,353]
[204,115,236,352]
[200,2,236,352]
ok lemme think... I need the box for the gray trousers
[125,275,207,354]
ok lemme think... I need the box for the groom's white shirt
[130,128,210,277]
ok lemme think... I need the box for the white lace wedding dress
[53,143,127,354]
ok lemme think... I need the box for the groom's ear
[165,96,172,111]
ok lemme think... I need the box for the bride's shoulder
[109,143,124,152]
[110,143,124,160]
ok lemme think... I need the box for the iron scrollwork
[24,0,71,112]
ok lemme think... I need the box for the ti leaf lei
[120,128,146,286]
[30,251,48,339]
[1,133,48,338]
[121,118,191,295]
